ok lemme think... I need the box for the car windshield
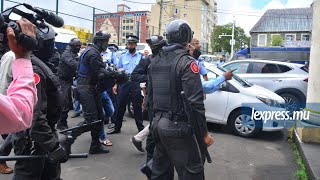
[215,66,252,87]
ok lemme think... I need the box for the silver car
[221,59,308,111]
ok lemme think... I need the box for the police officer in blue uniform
[75,31,115,154]
[108,35,144,134]
[102,44,119,65]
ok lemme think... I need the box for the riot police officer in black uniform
[148,19,214,180]
[13,25,68,180]
[76,31,113,154]
[131,35,167,160]
[57,38,82,130]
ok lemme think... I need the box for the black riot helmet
[93,31,111,52]
[33,25,57,61]
[93,31,111,43]
[146,35,166,47]
[69,38,82,54]
[164,19,193,46]
[146,35,167,55]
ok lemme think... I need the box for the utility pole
[231,17,235,58]
[56,0,59,15]
[117,15,120,46]
[158,0,163,35]
[1,0,3,12]
[92,7,95,35]
[218,16,235,60]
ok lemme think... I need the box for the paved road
[0,111,297,180]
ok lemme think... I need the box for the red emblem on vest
[190,62,199,73]
[34,73,40,85]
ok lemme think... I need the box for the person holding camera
[12,24,69,180]
[0,18,37,134]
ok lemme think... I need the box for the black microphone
[23,4,64,28]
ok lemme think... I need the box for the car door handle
[273,80,282,82]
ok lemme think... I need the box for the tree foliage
[211,23,250,54]
[271,35,284,46]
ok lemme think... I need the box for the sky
[1,0,314,35]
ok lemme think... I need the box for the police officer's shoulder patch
[34,73,41,85]
[190,61,199,73]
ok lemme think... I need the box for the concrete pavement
[0,112,298,180]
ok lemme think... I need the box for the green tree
[211,23,250,54]
[271,35,284,46]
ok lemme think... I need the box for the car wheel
[127,101,135,118]
[280,93,300,112]
[228,109,262,138]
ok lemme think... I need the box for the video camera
[0,3,64,51]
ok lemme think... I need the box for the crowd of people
[0,11,235,179]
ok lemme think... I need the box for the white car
[221,59,308,111]
[205,64,286,137]
[136,43,152,55]
[199,54,218,64]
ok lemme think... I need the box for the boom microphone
[23,3,64,27]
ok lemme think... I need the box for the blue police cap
[126,35,139,43]
[108,43,119,51]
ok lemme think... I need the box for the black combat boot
[57,121,68,130]
[89,144,110,154]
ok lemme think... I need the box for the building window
[130,19,134,23]
[285,34,296,41]
[257,34,267,46]
[123,33,125,36]
[123,20,125,23]
[122,26,125,30]
[122,39,125,43]
[113,40,116,43]
[301,34,310,41]
[126,20,130,23]
[130,26,133,30]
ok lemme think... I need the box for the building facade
[250,8,313,48]
[95,4,150,46]
[63,25,92,43]
[149,0,217,54]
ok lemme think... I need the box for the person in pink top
[0,18,38,134]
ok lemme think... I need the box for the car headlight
[257,96,281,108]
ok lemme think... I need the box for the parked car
[136,43,152,55]
[128,64,286,137]
[199,54,218,64]
[221,59,308,111]
[204,65,286,137]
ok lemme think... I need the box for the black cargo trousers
[151,112,205,180]
[76,84,104,147]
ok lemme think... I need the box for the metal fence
[0,0,164,45]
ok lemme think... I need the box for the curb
[293,129,320,180]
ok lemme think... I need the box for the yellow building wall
[63,25,92,43]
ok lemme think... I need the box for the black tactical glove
[48,144,69,163]
[98,68,116,80]
[115,69,129,84]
